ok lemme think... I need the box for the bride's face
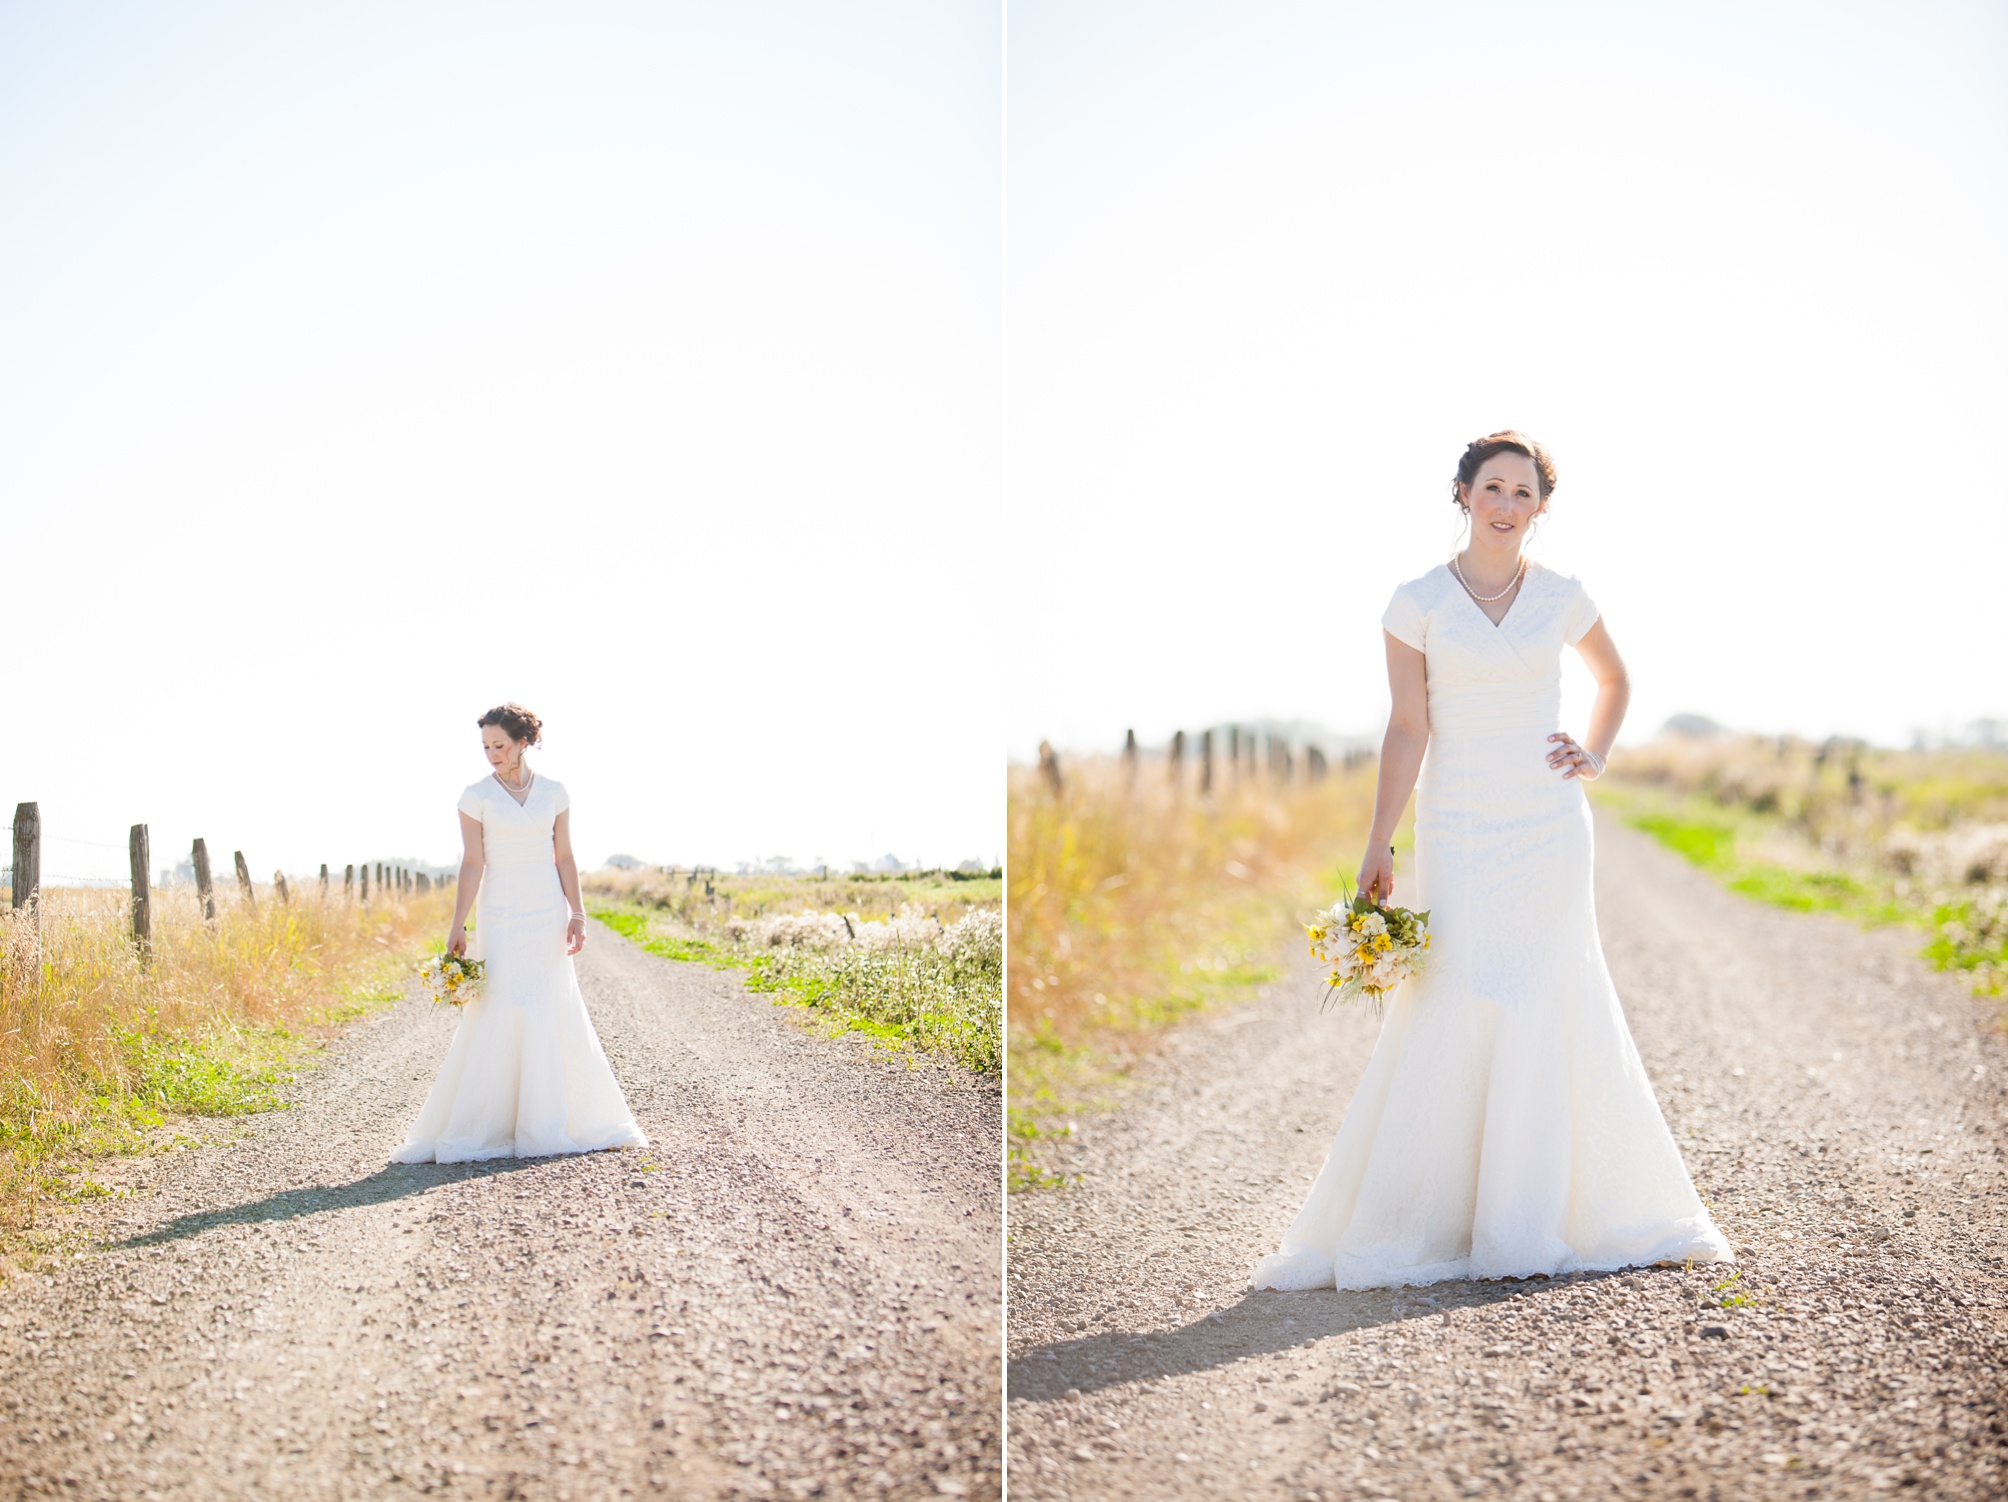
[1461,453,1547,545]
[482,728,526,770]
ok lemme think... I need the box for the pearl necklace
[1451,553,1525,604]
[496,769,534,797]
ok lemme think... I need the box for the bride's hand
[566,916,586,956]
[1358,844,1395,903]
[448,924,467,957]
[1547,732,1605,780]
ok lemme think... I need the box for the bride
[1252,432,1730,1290]
[392,702,648,1164]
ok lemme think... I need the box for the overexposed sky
[2,2,1001,880]
[1007,0,2008,759]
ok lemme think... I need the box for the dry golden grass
[1007,751,1382,1184]
[0,882,453,1268]
[1609,735,2008,852]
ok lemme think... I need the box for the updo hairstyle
[1451,431,1558,513]
[477,702,544,746]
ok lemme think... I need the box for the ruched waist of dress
[479,867,566,914]
[1425,677,1563,737]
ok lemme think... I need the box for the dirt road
[1006,812,2008,1500]
[0,921,1001,1500]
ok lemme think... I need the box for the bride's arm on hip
[554,810,588,955]
[1549,619,1630,780]
[449,811,484,956]
[1361,632,1429,901]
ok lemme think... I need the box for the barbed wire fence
[6,801,455,956]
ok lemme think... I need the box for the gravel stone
[1007,813,2008,1499]
[0,921,1001,1499]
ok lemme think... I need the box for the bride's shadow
[1010,1274,1624,1403]
[108,1157,556,1251]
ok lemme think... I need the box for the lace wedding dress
[1251,562,1730,1290]
[392,775,647,1164]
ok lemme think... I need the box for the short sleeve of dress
[549,780,571,816]
[1563,578,1602,645]
[456,784,484,822]
[1380,584,1426,652]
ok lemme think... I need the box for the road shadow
[107,1156,558,1250]
[1008,1268,1661,1402]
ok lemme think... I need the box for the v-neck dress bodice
[457,775,568,939]
[1251,562,1729,1291]
[390,774,646,1164]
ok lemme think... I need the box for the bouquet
[1305,893,1430,1014]
[418,952,485,1006]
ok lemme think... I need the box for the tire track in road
[1006,812,2008,1500]
[0,921,1001,1501]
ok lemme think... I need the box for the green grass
[0,963,420,1277]
[1631,805,1902,917]
[1602,785,2000,992]
[588,902,1001,1073]
[126,1031,297,1117]
[590,908,734,968]
[5,971,412,1166]
[1629,811,1739,872]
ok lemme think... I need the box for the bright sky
[1007,0,2008,761]
[2,2,1001,882]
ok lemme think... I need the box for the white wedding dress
[1252,562,1730,1290]
[392,775,647,1164]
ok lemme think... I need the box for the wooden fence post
[360,865,370,903]
[128,823,151,955]
[234,850,257,912]
[274,870,291,906]
[1122,728,1138,783]
[9,802,37,912]
[1168,729,1186,788]
[192,838,216,921]
[344,863,355,901]
[319,864,329,901]
[1200,727,1214,796]
[1037,740,1064,797]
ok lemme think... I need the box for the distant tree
[1660,713,1728,740]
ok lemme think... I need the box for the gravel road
[1006,811,2008,1500]
[0,920,1001,1501]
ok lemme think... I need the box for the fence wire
[5,821,138,888]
